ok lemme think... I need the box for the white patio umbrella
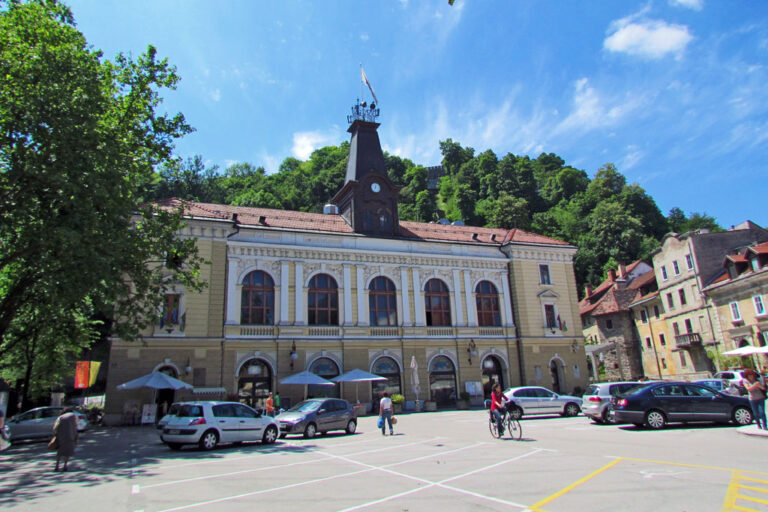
[410,356,420,403]
[279,370,335,400]
[331,369,387,403]
[722,346,760,356]
[117,372,193,390]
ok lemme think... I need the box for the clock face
[370,182,381,193]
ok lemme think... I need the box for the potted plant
[456,391,470,410]
[390,393,405,414]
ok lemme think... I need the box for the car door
[315,400,337,432]
[40,407,64,437]
[211,404,242,442]
[535,388,560,415]
[651,384,689,421]
[233,403,265,442]
[510,389,539,414]
[683,384,730,421]
[328,400,345,430]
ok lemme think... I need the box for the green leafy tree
[667,208,723,233]
[0,1,205,398]
[489,193,531,230]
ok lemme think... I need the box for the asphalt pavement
[2,411,767,511]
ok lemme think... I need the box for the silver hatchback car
[161,401,279,450]
[503,386,582,419]
[582,382,642,423]
[6,406,88,442]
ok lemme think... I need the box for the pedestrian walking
[379,392,393,436]
[265,392,275,417]
[0,408,9,451]
[274,392,280,413]
[53,407,79,472]
[742,369,767,430]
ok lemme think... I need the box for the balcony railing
[675,332,702,349]
[370,327,399,337]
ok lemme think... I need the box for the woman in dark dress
[53,408,79,472]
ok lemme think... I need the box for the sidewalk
[736,424,768,437]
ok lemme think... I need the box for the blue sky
[65,0,767,228]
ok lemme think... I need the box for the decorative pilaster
[280,262,290,324]
[400,267,411,326]
[357,266,367,326]
[413,269,424,326]
[464,271,477,327]
[225,257,240,325]
[295,263,304,324]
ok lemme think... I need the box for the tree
[0,1,205,398]
[667,207,723,233]
[488,193,530,230]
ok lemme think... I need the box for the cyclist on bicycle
[490,383,509,435]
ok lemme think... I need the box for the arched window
[424,279,451,326]
[308,274,339,325]
[476,281,501,327]
[241,271,275,325]
[369,277,397,326]
[308,357,340,398]
[372,357,401,401]
[429,355,457,407]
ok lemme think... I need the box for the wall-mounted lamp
[289,341,298,371]
[466,340,477,364]
[185,357,192,376]
[571,341,580,353]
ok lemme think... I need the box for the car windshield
[287,401,322,413]
[620,383,652,395]
[177,405,203,417]
[584,385,599,396]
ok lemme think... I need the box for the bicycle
[488,401,522,440]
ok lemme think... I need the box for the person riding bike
[490,383,509,435]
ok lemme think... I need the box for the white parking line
[337,448,545,511]
[141,437,443,490]
[153,442,489,512]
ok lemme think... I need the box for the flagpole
[360,63,363,102]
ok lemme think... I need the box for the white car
[160,401,279,450]
[503,386,582,419]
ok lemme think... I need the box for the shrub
[390,393,405,405]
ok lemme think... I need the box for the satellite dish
[370,102,376,109]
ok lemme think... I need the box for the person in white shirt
[379,392,393,435]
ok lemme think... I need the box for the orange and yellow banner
[75,361,102,389]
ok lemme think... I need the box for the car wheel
[508,406,523,420]
[345,420,357,435]
[601,408,612,424]
[167,443,182,451]
[199,430,219,450]
[262,425,278,444]
[732,406,753,426]
[645,410,666,429]
[563,403,580,417]
[304,422,317,439]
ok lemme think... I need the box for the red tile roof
[579,264,655,317]
[750,242,768,255]
[153,198,571,247]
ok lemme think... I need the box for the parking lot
[2,410,768,511]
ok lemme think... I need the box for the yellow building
[704,242,768,368]
[629,292,677,379]
[104,107,588,424]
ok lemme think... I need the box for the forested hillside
[143,141,720,292]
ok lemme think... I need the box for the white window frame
[542,302,559,332]
[673,260,680,275]
[685,254,694,270]
[661,265,668,281]
[730,301,742,321]
[754,295,766,317]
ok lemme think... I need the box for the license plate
[168,429,180,435]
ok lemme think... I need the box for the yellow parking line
[527,458,623,512]
[737,494,768,506]
[741,476,768,486]
[738,485,768,495]
[622,457,768,475]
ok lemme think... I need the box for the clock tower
[332,99,400,236]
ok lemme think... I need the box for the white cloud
[360,33,369,41]
[555,78,647,134]
[669,0,703,10]
[620,145,644,170]
[291,131,338,160]
[604,16,693,60]
[210,88,221,102]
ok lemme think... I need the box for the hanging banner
[89,361,101,387]
[75,361,90,389]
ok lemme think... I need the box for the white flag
[361,67,379,105]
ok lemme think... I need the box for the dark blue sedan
[611,381,753,429]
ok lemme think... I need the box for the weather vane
[348,64,380,123]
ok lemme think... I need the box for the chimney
[608,269,617,281]
[585,285,593,297]
[618,264,627,280]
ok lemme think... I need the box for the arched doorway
[429,355,457,407]
[371,357,401,408]
[481,355,504,399]
[237,359,273,408]
[308,357,340,398]
[156,365,178,421]
[549,358,565,394]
